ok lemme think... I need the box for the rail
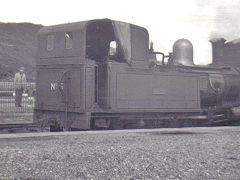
[0,123,40,133]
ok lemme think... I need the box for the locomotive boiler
[33,19,240,131]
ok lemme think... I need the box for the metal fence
[0,82,36,124]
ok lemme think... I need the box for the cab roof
[38,18,148,34]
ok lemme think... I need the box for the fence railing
[0,82,36,91]
[0,82,36,124]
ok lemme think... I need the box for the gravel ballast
[0,127,240,179]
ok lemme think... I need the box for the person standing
[14,67,26,107]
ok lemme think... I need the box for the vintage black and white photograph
[0,0,240,179]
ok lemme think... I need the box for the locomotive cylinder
[173,39,194,66]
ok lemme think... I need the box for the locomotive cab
[34,19,151,130]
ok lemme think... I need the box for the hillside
[0,22,43,81]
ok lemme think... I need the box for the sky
[1,0,240,64]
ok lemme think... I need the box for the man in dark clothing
[14,67,26,107]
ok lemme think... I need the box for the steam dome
[173,39,194,66]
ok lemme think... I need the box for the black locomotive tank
[172,39,240,108]
[199,68,240,107]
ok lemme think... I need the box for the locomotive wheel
[109,118,123,130]
[225,109,233,120]
[90,118,96,130]
[50,125,63,132]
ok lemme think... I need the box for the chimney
[209,38,226,65]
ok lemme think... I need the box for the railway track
[0,123,41,133]
[0,115,239,134]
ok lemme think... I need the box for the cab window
[47,35,54,51]
[65,32,73,49]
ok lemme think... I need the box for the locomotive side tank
[34,19,240,130]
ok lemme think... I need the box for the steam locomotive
[33,19,240,130]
